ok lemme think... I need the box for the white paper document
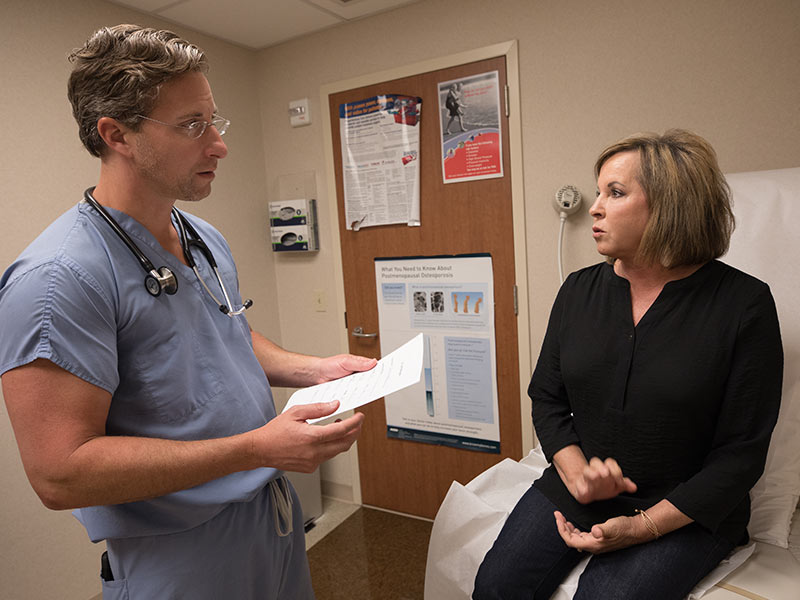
[282,333,424,423]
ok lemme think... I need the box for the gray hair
[67,24,208,157]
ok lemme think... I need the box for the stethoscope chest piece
[145,267,178,297]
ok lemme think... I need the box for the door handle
[351,326,378,338]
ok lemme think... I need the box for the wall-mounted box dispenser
[269,198,319,252]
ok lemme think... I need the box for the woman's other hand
[572,456,638,504]
[552,446,637,504]
[554,511,652,554]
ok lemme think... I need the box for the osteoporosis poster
[339,95,422,230]
[375,255,500,453]
[439,71,503,184]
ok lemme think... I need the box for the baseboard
[361,503,435,523]
[321,480,353,502]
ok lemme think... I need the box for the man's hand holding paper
[282,333,424,423]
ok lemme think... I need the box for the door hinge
[344,311,348,329]
[504,84,510,118]
[513,284,518,315]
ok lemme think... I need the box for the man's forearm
[32,430,259,510]
[250,329,321,388]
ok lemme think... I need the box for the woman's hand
[570,456,638,504]
[556,500,693,554]
[551,446,637,505]
[554,511,653,554]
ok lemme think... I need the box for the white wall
[1,0,799,597]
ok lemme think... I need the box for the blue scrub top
[0,201,278,542]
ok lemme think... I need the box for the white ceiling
[107,0,423,50]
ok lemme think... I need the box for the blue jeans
[473,486,734,600]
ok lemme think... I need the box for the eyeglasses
[136,114,230,138]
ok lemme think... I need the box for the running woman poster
[438,71,504,184]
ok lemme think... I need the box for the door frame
[320,40,532,504]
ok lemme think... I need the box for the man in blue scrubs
[0,24,375,599]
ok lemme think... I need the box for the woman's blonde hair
[594,129,735,268]
[67,24,208,157]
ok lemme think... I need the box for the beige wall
[1,0,799,597]
[0,1,273,598]
[258,0,800,494]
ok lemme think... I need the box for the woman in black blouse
[473,130,783,600]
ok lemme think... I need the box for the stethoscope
[83,187,253,316]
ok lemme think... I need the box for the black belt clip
[101,550,114,582]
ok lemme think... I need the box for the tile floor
[89,497,429,600]
[306,497,434,600]
[305,496,361,550]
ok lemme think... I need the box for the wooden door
[329,56,521,518]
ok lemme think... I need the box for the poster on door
[339,94,422,230]
[438,71,503,184]
[374,255,500,453]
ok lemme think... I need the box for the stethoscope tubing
[82,187,251,314]
[84,187,159,275]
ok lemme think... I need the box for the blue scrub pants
[102,480,314,599]
[473,486,734,600]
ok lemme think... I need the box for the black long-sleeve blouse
[530,260,783,545]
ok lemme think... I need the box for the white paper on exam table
[281,333,423,423]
